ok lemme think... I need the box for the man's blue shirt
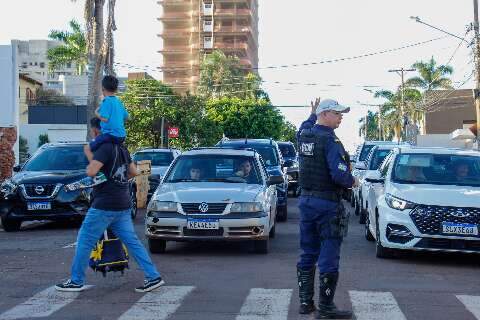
[297,114,354,189]
[99,96,129,137]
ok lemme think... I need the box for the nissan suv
[0,142,137,232]
[216,138,289,221]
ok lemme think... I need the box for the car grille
[181,203,227,215]
[415,238,480,252]
[23,184,57,198]
[410,205,480,235]
[183,227,224,237]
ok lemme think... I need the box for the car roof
[277,141,294,145]
[362,141,407,146]
[393,146,480,157]
[181,148,257,157]
[371,145,397,151]
[134,148,177,153]
[42,142,86,148]
[218,138,278,146]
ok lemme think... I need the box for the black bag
[89,229,129,277]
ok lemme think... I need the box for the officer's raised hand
[310,97,321,115]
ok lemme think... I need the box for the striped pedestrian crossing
[1,286,479,319]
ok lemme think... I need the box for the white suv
[145,148,283,254]
[365,146,480,258]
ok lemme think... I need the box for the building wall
[19,77,42,124]
[20,124,87,155]
[424,105,476,134]
[60,75,88,105]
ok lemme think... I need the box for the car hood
[391,183,480,208]
[151,166,169,177]
[11,170,86,185]
[153,182,263,203]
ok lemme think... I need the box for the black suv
[0,143,137,232]
[216,138,289,221]
[277,141,300,196]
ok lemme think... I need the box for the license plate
[27,202,51,210]
[442,222,478,236]
[187,219,219,230]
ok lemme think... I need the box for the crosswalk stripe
[0,286,80,320]
[349,290,407,320]
[457,295,480,319]
[236,288,292,320]
[118,286,195,320]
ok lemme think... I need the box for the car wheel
[365,214,375,242]
[359,203,367,224]
[253,239,269,254]
[375,214,394,259]
[269,223,276,238]
[350,192,355,207]
[354,198,360,216]
[148,238,166,254]
[130,188,138,220]
[1,217,22,232]
[276,205,287,222]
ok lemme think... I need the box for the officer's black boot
[297,266,316,314]
[316,272,352,319]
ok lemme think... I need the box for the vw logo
[34,186,45,195]
[198,202,209,213]
[450,209,470,218]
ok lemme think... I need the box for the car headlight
[0,179,17,196]
[385,193,416,211]
[147,201,178,212]
[230,202,263,213]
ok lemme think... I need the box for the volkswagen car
[145,148,283,254]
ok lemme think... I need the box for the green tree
[206,97,285,140]
[34,88,74,106]
[47,19,87,75]
[280,121,297,144]
[38,133,50,148]
[358,111,380,140]
[405,56,453,91]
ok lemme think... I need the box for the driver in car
[189,165,202,181]
[235,159,257,184]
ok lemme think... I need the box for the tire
[354,198,360,216]
[269,223,276,238]
[350,191,355,207]
[130,188,138,220]
[375,214,394,259]
[253,239,269,254]
[148,238,166,254]
[276,205,287,222]
[359,203,367,224]
[1,218,22,232]
[365,214,374,242]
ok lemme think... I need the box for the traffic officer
[296,98,358,319]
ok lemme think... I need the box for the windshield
[359,145,375,161]
[165,155,261,184]
[23,146,89,171]
[278,144,296,158]
[133,151,174,166]
[369,149,392,170]
[392,153,480,187]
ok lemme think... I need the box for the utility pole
[474,0,480,149]
[388,68,416,141]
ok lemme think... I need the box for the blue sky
[0,0,475,151]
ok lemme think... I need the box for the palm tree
[405,57,453,91]
[358,111,380,140]
[47,19,87,75]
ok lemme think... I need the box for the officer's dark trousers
[297,196,342,273]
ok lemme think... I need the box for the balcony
[158,46,197,54]
[213,26,253,34]
[214,8,252,17]
[203,3,214,15]
[212,42,248,50]
[158,11,198,21]
[158,0,193,6]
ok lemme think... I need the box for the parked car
[365,146,480,258]
[132,148,181,199]
[355,145,395,224]
[0,142,138,232]
[216,138,289,221]
[145,148,283,254]
[277,141,300,196]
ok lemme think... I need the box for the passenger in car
[189,166,202,181]
[452,161,471,180]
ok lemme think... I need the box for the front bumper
[145,211,270,241]
[377,200,480,254]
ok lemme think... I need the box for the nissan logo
[34,186,45,195]
[450,209,470,218]
[198,202,209,213]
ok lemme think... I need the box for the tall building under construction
[158,0,259,93]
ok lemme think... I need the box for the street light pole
[388,68,416,141]
[474,0,480,149]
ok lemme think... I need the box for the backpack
[89,229,129,277]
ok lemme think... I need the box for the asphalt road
[1,197,480,320]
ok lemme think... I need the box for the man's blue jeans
[71,207,160,285]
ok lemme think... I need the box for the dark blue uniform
[297,114,354,273]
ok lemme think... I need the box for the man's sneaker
[135,277,165,293]
[55,279,85,292]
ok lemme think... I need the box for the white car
[365,146,480,258]
[357,145,395,224]
[145,148,283,254]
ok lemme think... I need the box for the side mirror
[267,175,284,186]
[13,165,22,173]
[355,161,367,170]
[365,170,384,183]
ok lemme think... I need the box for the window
[40,62,45,68]
[369,149,393,170]
[379,153,393,178]
[34,62,38,66]
[133,152,174,167]
[67,63,72,68]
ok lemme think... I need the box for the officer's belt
[300,189,341,202]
